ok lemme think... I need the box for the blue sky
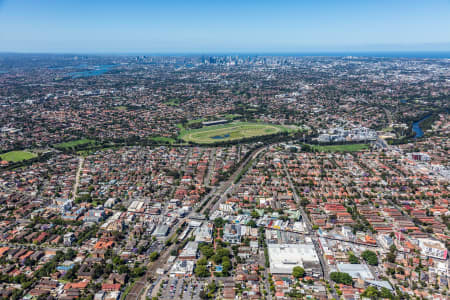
[1,0,449,53]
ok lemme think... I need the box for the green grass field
[223,114,242,120]
[164,98,183,106]
[309,143,369,152]
[179,121,289,144]
[149,136,176,144]
[55,139,95,149]
[187,118,206,125]
[0,150,37,162]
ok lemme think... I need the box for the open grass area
[164,98,183,106]
[179,121,290,144]
[309,143,369,152]
[187,118,206,125]
[223,113,242,120]
[0,150,37,162]
[55,139,95,149]
[149,136,176,144]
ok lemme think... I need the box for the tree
[63,264,80,280]
[361,286,384,299]
[104,264,113,275]
[112,255,122,265]
[208,281,217,294]
[348,253,359,264]
[199,244,214,259]
[212,254,222,264]
[118,264,130,274]
[214,217,225,228]
[292,266,305,279]
[387,245,397,263]
[363,286,378,298]
[216,248,230,258]
[131,266,146,278]
[199,290,208,299]
[65,248,77,260]
[379,287,394,299]
[247,220,257,228]
[37,292,50,300]
[222,259,231,274]
[93,264,104,279]
[195,265,210,277]
[386,251,396,263]
[330,272,353,286]
[300,199,310,207]
[149,251,159,261]
[389,244,397,252]
[361,250,378,266]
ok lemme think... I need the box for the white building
[378,234,394,250]
[336,264,374,280]
[219,203,235,213]
[179,241,198,260]
[418,239,447,260]
[194,223,213,243]
[223,224,241,244]
[127,200,144,212]
[267,243,321,277]
[64,233,75,246]
[293,221,306,233]
[104,198,117,208]
[169,260,195,277]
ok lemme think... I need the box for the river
[412,115,431,138]
[66,64,116,78]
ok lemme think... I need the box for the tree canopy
[292,266,305,278]
[361,286,394,299]
[330,272,353,286]
[361,250,378,266]
[348,252,360,264]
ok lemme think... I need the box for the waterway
[211,134,230,140]
[66,64,115,78]
[412,115,431,138]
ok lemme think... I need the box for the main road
[282,158,338,299]
[126,144,269,300]
[206,145,267,214]
[72,156,84,200]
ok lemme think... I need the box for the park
[179,121,290,144]
[0,150,37,162]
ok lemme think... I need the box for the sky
[1,0,450,53]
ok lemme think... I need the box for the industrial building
[336,264,374,280]
[152,224,170,237]
[169,260,195,277]
[202,119,228,126]
[194,223,213,243]
[179,241,198,260]
[267,243,321,277]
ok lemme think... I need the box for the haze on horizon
[1,0,450,54]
